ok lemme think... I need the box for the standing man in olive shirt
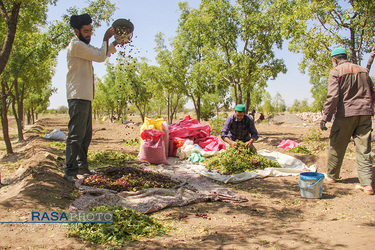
[320,47,375,195]
[64,14,118,183]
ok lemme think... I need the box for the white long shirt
[66,36,116,101]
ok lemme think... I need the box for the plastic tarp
[277,139,300,149]
[71,163,248,214]
[168,115,226,156]
[177,149,317,183]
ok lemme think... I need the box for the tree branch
[0,0,9,23]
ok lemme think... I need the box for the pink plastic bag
[277,139,300,150]
[138,129,169,165]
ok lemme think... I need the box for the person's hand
[245,140,254,148]
[103,27,115,41]
[231,141,238,149]
[320,120,328,131]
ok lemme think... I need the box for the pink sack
[277,139,300,150]
[138,129,169,165]
[168,115,225,156]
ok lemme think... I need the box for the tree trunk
[31,107,35,124]
[234,82,238,105]
[245,89,251,114]
[169,93,181,125]
[196,95,201,122]
[11,96,24,141]
[1,83,13,154]
[238,84,243,104]
[27,110,31,125]
[167,95,171,124]
[12,79,24,141]
[366,47,375,71]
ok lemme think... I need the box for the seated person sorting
[221,104,259,150]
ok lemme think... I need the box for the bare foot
[355,184,374,195]
[325,176,336,183]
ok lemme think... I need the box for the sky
[45,0,374,110]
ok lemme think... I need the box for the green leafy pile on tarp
[287,146,312,155]
[67,205,169,246]
[203,141,280,175]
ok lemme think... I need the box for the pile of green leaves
[67,205,169,246]
[88,151,137,168]
[203,141,281,175]
[83,166,179,192]
[287,146,312,155]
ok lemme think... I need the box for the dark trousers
[65,99,92,176]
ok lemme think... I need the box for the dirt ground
[0,113,374,249]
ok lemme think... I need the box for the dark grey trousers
[65,99,92,176]
[326,115,373,186]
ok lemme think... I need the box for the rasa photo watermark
[30,211,113,223]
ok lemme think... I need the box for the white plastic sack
[44,128,66,141]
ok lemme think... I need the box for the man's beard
[78,32,90,44]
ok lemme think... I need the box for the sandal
[355,184,374,195]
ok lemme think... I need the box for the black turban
[69,13,92,29]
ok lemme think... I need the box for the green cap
[235,104,246,112]
[331,47,347,57]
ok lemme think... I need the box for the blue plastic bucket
[298,172,325,198]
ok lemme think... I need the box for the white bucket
[298,172,324,198]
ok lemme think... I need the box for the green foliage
[272,92,287,113]
[203,141,280,175]
[48,141,66,150]
[271,0,375,108]
[88,151,137,168]
[304,128,322,143]
[287,146,312,155]
[209,116,225,136]
[57,106,68,114]
[259,92,287,115]
[200,103,215,121]
[258,92,274,115]
[67,205,169,246]
[303,128,327,154]
[154,32,188,124]
[288,99,311,113]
